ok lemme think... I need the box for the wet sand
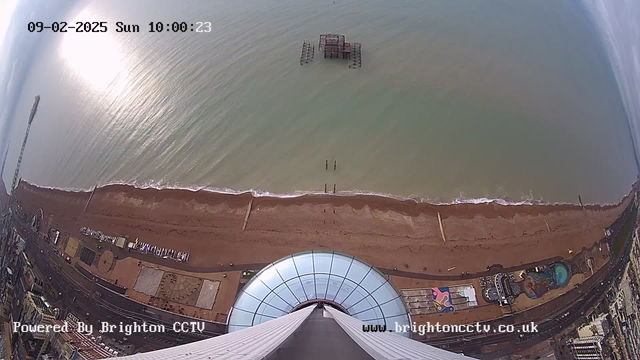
[14,181,635,274]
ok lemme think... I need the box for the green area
[612,205,638,258]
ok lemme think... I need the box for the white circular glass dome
[227,251,411,336]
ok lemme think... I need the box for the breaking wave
[23,179,625,207]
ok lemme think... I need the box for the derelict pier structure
[300,34,362,69]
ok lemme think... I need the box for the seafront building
[17,292,56,358]
[603,232,640,359]
[567,336,606,359]
[47,314,116,360]
[1,227,125,360]
[561,221,640,360]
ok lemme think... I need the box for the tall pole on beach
[0,95,40,302]
[0,141,8,210]
[0,141,9,181]
[10,95,40,196]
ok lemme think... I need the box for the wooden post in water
[83,185,97,213]
[242,195,254,231]
[334,160,336,171]
[333,184,336,194]
[438,212,446,242]
[578,195,584,210]
[324,183,327,193]
[578,195,590,225]
[326,160,328,170]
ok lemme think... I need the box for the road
[12,216,226,354]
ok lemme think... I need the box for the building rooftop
[51,319,115,359]
[115,304,473,360]
[28,292,53,316]
[227,251,411,336]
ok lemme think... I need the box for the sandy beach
[13,181,635,275]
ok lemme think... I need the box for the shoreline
[13,180,636,274]
[20,179,637,208]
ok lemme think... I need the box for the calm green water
[3,0,637,203]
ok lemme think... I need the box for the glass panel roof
[285,277,308,303]
[274,257,298,281]
[228,251,411,337]
[293,252,314,275]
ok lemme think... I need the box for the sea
[0,0,638,205]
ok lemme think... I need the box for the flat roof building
[568,336,605,360]
[19,292,56,358]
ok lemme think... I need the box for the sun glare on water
[60,9,129,93]
[0,0,18,50]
